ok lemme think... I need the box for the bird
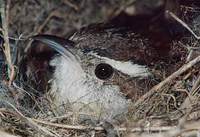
[20,14,188,122]
[18,0,195,122]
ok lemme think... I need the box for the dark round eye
[95,63,114,80]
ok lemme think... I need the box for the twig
[32,118,178,132]
[134,55,200,109]
[3,101,59,137]
[0,0,12,67]
[186,49,194,62]
[177,41,200,62]
[191,74,200,95]
[62,0,79,11]
[8,65,16,86]
[166,10,200,40]
[36,10,63,34]
[180,73,200,110]
[0,0,17,85]
[24,10,63,53]
[33,118,104,131]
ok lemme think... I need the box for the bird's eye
[95,63,114,80]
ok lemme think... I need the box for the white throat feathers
[50,52,151,120]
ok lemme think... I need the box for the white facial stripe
[89,53,151,77]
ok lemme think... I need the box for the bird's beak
[29,34,77,61]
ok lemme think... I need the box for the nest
[1,0,200,137]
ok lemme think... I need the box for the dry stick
[4,101,59,137]
[134,55,200,108]
[0,0,12,67]
[171,120,200,137]
[0,0,16,85]
[191,75,200,95]
[166,11,200,40]
[110,0,137,18]
[8,65,15,86]
[63,0,79,11]
[179,74,200,114]
[24,10,63,53]
[32,118,177,132]
[36,10,63,34]
[33,118,104,131]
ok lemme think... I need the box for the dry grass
[1,0,200,137]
